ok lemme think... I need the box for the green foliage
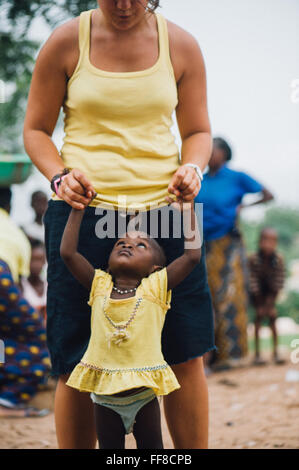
[0,33,39,152]
[248,293,299,325]
[0,1,97,153]
[264,207,299,248]
[4,1,97,31]
[277,291,299,324]
[241,206,299,265]
[248,334,298,353]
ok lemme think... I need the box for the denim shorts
[44,200,215,376]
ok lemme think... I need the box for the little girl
[60,201,201,449]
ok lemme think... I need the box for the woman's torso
[53,9,186,211]
[62,10,184,89]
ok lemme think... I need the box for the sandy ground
[1,350,298,450]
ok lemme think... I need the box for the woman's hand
[57,169,97,210]
[166,165,201,208]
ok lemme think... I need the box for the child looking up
[60,202,201,449]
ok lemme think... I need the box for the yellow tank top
[66,267,180,396]
[53,9,180,212]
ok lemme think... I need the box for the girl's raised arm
[60,208,95,291]
[166,202,202,291]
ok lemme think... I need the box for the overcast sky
[11,0,299,223]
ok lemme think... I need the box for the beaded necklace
[102,294,143,347]
[112,285,137,295]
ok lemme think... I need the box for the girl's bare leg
[163,356,209,449]
[54,374,97,449]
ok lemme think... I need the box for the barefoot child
[248,227,285,365]
[60,202,201,449]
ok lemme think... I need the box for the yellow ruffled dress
[66,267,180,396]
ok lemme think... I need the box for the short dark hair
[213,137,232,161]
[0,187,12,210]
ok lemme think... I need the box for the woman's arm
[60,208,95,291]
[237,188,274,215]
[166,202,202,290]
[23,21,96,210]
[168,31,212,203]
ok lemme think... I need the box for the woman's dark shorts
[44,200,215,376]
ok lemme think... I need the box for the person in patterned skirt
[0,188,51,417]
[196,138,274,371]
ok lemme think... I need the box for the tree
[277,291,299,323]
[0,1,97,153]
[0,33,39,153]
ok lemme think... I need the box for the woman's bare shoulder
[45,16,79,48]
[167,20,202,53]
[166,19,205,81]
[38,16,80,77]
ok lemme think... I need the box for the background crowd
[0,136,294,416]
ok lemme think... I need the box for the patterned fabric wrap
[205,233,249,365]
[0,260,51,405]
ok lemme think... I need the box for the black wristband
[50,168,70,194]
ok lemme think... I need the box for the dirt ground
[1,351,298,450]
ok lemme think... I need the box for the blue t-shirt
[195,165,263,241]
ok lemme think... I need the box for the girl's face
[108,232,157,279]
[97,0,149,30]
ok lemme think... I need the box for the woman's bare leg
[54,374,97,449]
[163,356,209,449]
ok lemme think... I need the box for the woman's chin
[111,15,141,30]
